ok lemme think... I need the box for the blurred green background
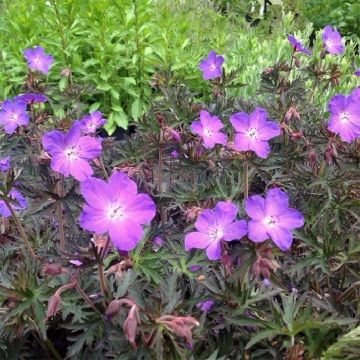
[0,0,359,132]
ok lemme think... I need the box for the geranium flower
[0,189,28,218]
[79,171,156,251]
[23,46,54,74]
[354,70,360,77]
[287,35,311,55]
[0,100,30,134]
[322,26,344,55]
[199,51,224,80]
[245,188,304,251]
[230,107,281,158]
[42,123,102,181]
[0,156,10,172]
[190,110,227,149]
[327,91,360,143]
[196,300,214,312]
[80,111,106,134]
[16,93,47,105]
[185,201,247,260]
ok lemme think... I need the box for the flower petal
[245,195,265,220]
[80,177,110,209]
[278,208,304,229]
[265,188,289,216]
[109,219,144,251]
[223,220,248,241]
[248,220,269,242]
[185,231,211,251]
[267,226,293,251]
[205,240,221,260]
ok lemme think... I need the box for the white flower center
[339,112,349,123]
[203,127,214,137]
[208,227,224,241]
[107,202,125,221]
[246,127,259,140]
[263,215,277,228]
[64,146,79,161]
[34,57,41,64]
[210,63,216,71]
[9,113,19,123]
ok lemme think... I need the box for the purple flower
[196,300,214,312]
[80,111,106,134]
[354,70,360,77]
[170,150,179,158]
[230,108,281,158]
[79,171,156,251]
[188,265,202,272]
[15,93,47,105]
[287,35,311,55]
[263,278,271,287]
[322,26,344,55]
[23,46,54,74]
[0,189,28,218]
[0,100,30,134]
[327,92,360,143]
[0,156,11,172]
[69,259,83,267]
[42,123,102,181]
[190,110,227,149]
[185,201,247,260]
[199,51,224,80]
[245,188,304,251]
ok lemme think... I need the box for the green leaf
[131,97,143,121]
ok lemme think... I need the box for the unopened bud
[43,263,63,276]
[46,293,61,321]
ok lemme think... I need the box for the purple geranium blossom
[23,46,54,74]
[16,93,47,105]
[0,156,11,172]
[80,171,156,251]
[322,26,344,55]
[152,236,164,252]
[354,70,360,77]
[327,92,360,143]
[245,188,304,251]
[42,123,102,181]
[171,150,179,158]
[230,107,281,158]
[80,111,106,134]
[196,300,214,312]
[185,201,247,260]
[190,110,227,149]
[199,51,224,80]
[287,35,311,55]
[0,189,28,218]
[0,100,30,134]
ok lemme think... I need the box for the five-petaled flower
[287,35,311,55]
[42,123,102,181]
[190,110,227,149]
[23,46,54,74]
[0,189,28,218]
[230,107,281,158]
[80,111,106,134]
[199,51,224,80]
[327,90,360,143]
[245,188,304,251]
[322,26,344,55]
[0,156,11,172]
[185,201,247,260]
[80,171,156,251]
[0,100,30,134]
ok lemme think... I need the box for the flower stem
[98,262,108,297]
[158,127,165,225]
[243,161,249,199]
[56,175,65,252]
[4,200,36,260]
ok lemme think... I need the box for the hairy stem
[56,175,65,252]
[243,161,249,199]
[4,200,36,260]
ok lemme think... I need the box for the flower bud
[46,293,61,321]
[105,300,121,320]
[43,263,63,276]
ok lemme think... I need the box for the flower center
[208,227,224,241]
[34,57,41,64]
[64,146,79,161]
[246,127,259,140]
[107,202,125,221]
[263,215,277,228]
[9,113,19,123]
[209,63,216,71]
[203,127,214,137]
[339,112,349,123]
